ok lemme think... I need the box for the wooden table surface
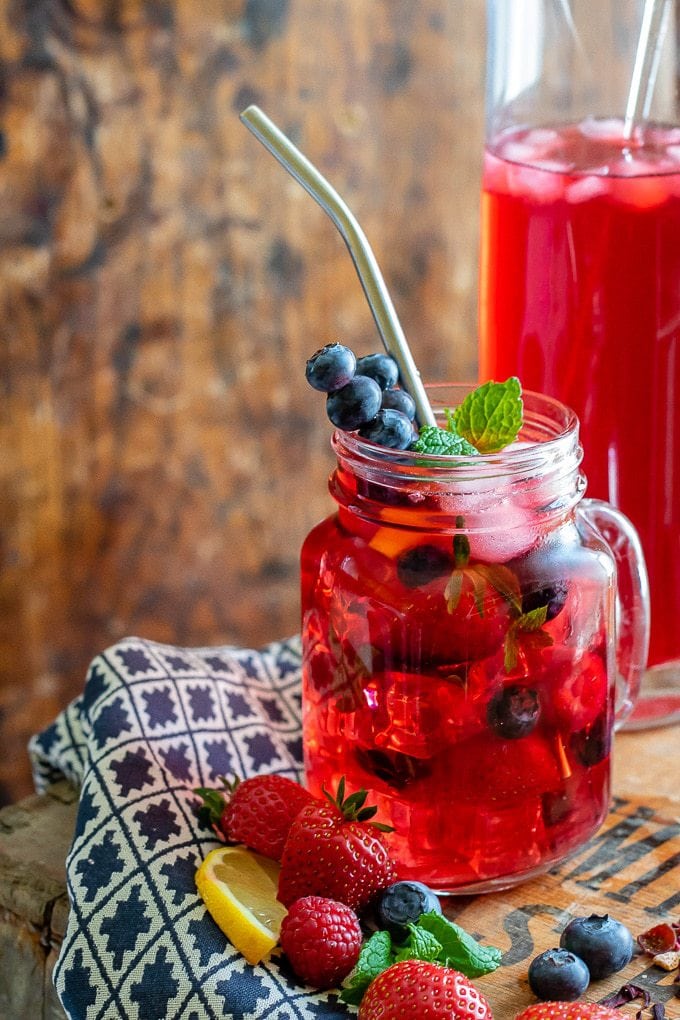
[613,723,680,804]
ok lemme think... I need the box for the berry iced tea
[479,119,680,671]
[301,401,618,892]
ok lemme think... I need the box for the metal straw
[623,0,672,140]
[240,105,436,428]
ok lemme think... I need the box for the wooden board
[461,793,680,1019]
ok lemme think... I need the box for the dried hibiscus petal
[600,983,652,1009]
[637,923,679,956]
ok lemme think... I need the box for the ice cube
[579,116,625,141]
[507,162,565,204]
[565,176,612,204]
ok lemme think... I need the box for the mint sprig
[503,603,553,671]
[417,911,503,977]
[339,930,392,1005]
[411,425,478,457]
[340,912,502,1005]
[453,377,523,453]
[410,377,523,456]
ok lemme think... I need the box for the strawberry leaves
[323,776,394,832]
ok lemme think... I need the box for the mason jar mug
[300,386,649,893]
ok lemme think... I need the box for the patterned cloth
[29,635,353,1020]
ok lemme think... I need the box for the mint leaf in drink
[503,604,553,671]
[411,425,478,457]
[453,377,523,453]
[339,930,393,1004]
[417,911,503,977]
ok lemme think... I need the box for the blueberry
[306,343,356,392]
[522,581,569,620]
[358,409,414,450]
[381,387,416,421]
[355,748,431,788]
[397,544,453,588]
[528,948,590,1001]
[355,352,400,390]
[560,914,634,980]
[487,685,540,739]
[326,376,382,430]
[571,712,611,767]
[376,881,442,938]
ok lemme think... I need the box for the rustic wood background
[0,0,486,803]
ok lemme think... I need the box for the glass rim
[332,383,582,482]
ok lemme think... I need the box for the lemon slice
[195,845,287,964]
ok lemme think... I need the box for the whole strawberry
[280,896,362,989]
[514,1005,622,1020]
[278,777,395,911]
[358,959,493,1020]
[195,773,316,861]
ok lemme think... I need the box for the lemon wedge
[195,845,287,964]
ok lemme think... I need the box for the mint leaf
[394,923,442,963]
[504,604,552,670]
[454,377,523,453]
[411,425,478,457]
[339,930,393,1005]
[516,604,548,631]
[417,911,503,977]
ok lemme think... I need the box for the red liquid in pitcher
[479,119,680,668]
[301,490,614,891]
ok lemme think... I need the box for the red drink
[300,390,636,892]
[479,120,680,671]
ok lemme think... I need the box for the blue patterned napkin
[29,635,353,1020]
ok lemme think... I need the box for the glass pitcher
[479,0,680,726]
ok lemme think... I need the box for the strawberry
[514,1004,622,1020]
[194,773,316,861]
[392,536,520,667]
[357,959,493,1020]
[279,896,362,989]
[278,777,396,911]
[447,731,562,803]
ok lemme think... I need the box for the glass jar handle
[576,498,650,729]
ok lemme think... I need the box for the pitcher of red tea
[479,0,680,725]
[301,386,649,893]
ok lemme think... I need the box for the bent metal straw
[240,104,436,428]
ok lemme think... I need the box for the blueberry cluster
[305,343,416,450]
[528,914,634,1001]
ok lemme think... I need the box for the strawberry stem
[322,777,395,830]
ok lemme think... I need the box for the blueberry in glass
[381,387,417,420]
[359,408,414,450]
[355,352,400,389]
[305,342,356,392]
[326,375,382,430]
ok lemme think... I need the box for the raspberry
[279,896,363,989]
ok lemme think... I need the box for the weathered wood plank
[0,0,486,804]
